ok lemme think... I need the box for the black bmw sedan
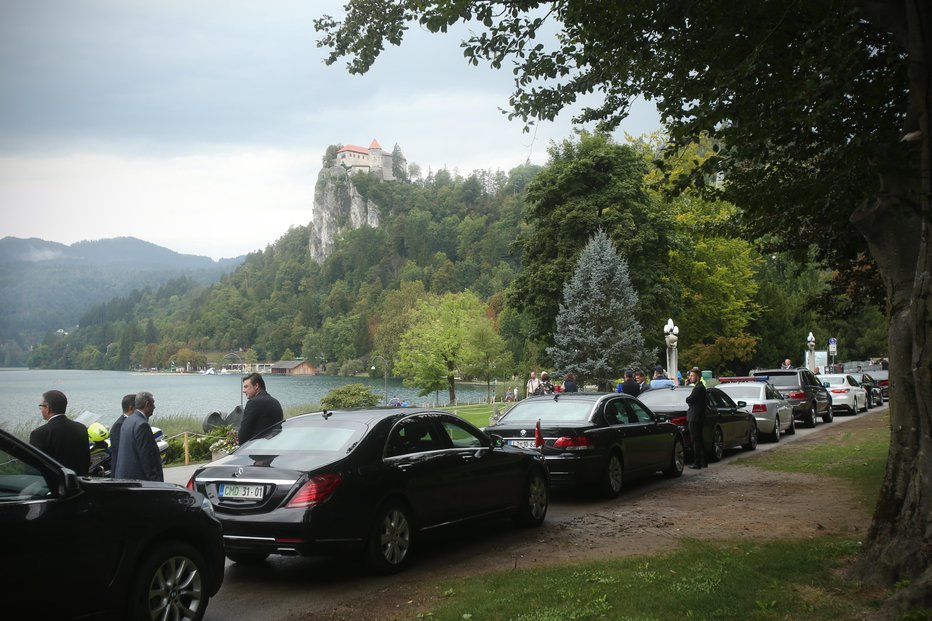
[189,408,549,573]
[0,429,225,621]
[485,392,685,498]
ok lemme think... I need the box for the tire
[786,416,797,435]
[743,422,758,451]
[663,438,685,478]
[129,541,210,621]
[225,550,270,564]
[513,470,548,527]
[367,500,413,574]
[860,396,869,412]
[599,452,624,498]
[771,416,781,443]
[710,427,725,462]
[822,401,834,423]
[806,404,818,428]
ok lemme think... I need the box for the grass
[405,411,897,621]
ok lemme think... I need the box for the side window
[602,400,626,425]
[440,419,484,449]
[625,401,654,424]
[386,417,444,457]
[0,447,51,502]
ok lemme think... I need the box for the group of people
[524,370,579,397]
[28,372,283,482]
[615,365,677,396]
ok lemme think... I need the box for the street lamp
[664,318,679,383]
[807,332,816,372]
[370,354,389,405]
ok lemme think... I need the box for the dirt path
[318,412,881,621]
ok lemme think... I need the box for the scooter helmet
[87,422,109,443]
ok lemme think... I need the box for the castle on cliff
[336,139,406,181]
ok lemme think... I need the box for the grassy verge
[410,412,897,621]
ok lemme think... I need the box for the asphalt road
[162,403,885,621]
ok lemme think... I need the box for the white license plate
[508,439,537,449]
[219,483,264,500]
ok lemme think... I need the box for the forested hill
[0,236,245,364]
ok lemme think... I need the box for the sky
[0,0,661,261]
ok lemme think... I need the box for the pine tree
[547,230,653,390]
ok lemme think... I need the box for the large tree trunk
[850,0,932,611]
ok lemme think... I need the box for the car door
[803,369,831,414]
[593,397,647,473]
[848,375,866,406]
[622,399,672,471]
[765,384,793,429]
[707,389,744,446]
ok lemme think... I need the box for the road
[163,404,883,621]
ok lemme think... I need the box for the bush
[320,383,380,409]
[165,433,213,464]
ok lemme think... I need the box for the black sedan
[0,429,225,621]
[485,393,685,498]
[638,386,759,462]
[189,408,549,573]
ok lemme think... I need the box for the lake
[0,368,503,434]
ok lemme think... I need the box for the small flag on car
[535,418,543,448]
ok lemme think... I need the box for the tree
[316,2,931,609]
[547,230,652,389]
[320,383,380,409]
[460,319,513,403]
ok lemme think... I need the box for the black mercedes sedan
[188,408,549,573]
[0,429,225,621]
[639,385,759,462]
[485,393,685,498]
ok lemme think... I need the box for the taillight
[186,476,195,491]
[831,388,850,394]
[879,380,889,387]
[751,404,767,413]
[552,435,593,450]
[286,473,344,508]
[671,415,687,426]
[787,391,807,400]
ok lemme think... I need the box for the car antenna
[322,410,332,419]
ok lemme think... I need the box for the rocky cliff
[308,166,381,263]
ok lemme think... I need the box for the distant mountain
[0,237,246,355]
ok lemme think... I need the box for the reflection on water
[0,368,498,432]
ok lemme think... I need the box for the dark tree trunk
[850,0,932,612]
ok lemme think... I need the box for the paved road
[162,403,886,621]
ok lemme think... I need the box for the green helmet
[87,422,109,443]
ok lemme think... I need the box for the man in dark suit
[685,367,708,469]
[113,391,163,481]
[29,390,90,475]
[239,373,284,443]
[109,393,136,477]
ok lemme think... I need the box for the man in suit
[114,391,163,481]
[685,367,708,469]
[239,373,284,443]
[29,390,90,475]
[109,393,136,477]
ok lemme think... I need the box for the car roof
[286,407,440,427]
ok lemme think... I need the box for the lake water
[0,368,500,434]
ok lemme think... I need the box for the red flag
[535,418,544,448]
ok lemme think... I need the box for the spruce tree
[547,230,652,390]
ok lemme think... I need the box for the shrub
[320,383,380,409]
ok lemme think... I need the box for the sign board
[804,350,829,373]
[828,337,837,355]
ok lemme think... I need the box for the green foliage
[320,383,380,409]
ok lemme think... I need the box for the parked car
[821,374,869,414]
[0,429,225,621]
[485,392,685,498]
[751,368,833,427]
[189,408,549,574]
[855,372,884,407]
[638,386,758,462]
[868,369,890,401]
[717,378,796,442]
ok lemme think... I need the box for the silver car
[717,379,795,442]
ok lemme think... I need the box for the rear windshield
[763,374,799,387]
[718,385,761,400]
[638,389,687,409]
[821,375,847,386]
[246,422,364,452]
[500,400,594,424]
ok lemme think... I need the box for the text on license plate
[219,483,264,500]
[508,439,537,449]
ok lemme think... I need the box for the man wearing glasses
[30,389,90,475]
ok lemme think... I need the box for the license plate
[508,439,537,449]
[219,483,264,500]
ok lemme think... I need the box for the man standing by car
[114,391,163,481]
[30,390,90,475]
[109,393,135,477]
[240,373,284,443]
[686,368,708,469]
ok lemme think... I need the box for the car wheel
[861,396,869,412]
[771,416,781,442]
[129,541,210,621]
[807,404,818,428]
[599,452,624,498]
[786,416,796,435]
[663,438,685,478]
[367,500,413,574]
[710,427,725,462]
[743,422,758,451]
[513,470,548,527]
[225,550,270,564]
[822,402,834,423]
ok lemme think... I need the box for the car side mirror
[655,414,669,423]
[60,468,81,496]
[489,434,505,449]
[823,381,830,388]
[737,401,747,408]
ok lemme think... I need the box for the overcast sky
[0,0,661,260]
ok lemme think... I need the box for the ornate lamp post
[370,354,389,405]
[664,318,679,383]
[807,331,817,372]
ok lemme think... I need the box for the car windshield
[822,375,847,386]
[246,421,364,452]
[499,400,593,424]
[718,385,762,400]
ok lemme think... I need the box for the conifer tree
[547,230,652,390]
